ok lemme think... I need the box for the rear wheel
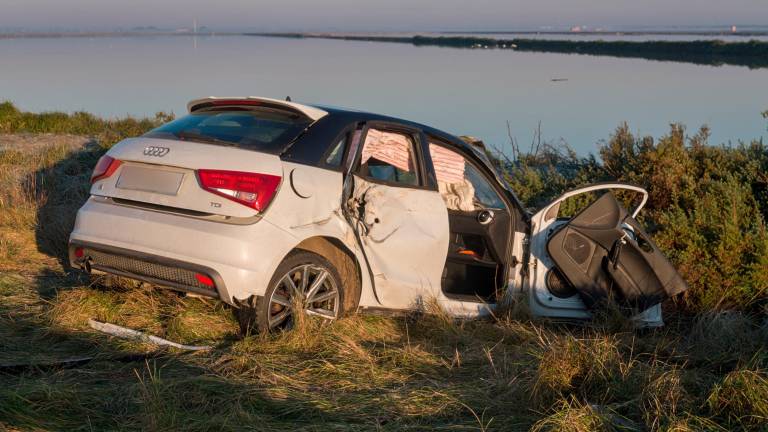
[237,251,347,334]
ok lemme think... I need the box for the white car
[68,96,688,332]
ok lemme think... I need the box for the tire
[237,250,350,334]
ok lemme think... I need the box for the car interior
[428,141,512,303]
[353,128,514,304]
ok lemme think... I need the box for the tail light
[91,155,122,183]
[197,169,281,212]
[194,273,215,288]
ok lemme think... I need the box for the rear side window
[144,108,312,154]
[358,128,420,187]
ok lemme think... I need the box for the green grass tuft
[707,368,768,427]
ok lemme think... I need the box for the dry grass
[531,397,628,432]
[3,263,768,430]
[525,325,632,410]
[686,311,767,367]
[707,368,768,428]
[640,366,695,430]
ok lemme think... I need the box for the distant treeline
[251,33,768,69]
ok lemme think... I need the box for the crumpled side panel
[350,176,449,309]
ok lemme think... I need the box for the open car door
[344,125,450,311]
[525,184,688,325]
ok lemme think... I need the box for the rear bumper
[68,197,299,303]
[69,240,224,298]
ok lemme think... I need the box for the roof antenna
[285,96,292,102]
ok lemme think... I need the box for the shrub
[0,101,172,148]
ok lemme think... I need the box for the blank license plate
[116,165,184,196]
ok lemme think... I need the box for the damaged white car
[69,96,688,332]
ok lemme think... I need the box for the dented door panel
[348,175,449,309]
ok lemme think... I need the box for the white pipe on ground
[88,319,212,351]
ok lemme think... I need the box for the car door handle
[478,210,494,225]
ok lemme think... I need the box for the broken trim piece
[88,319,212,351]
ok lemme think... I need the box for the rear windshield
[144,108,312,153]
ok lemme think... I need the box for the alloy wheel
[267,263,340,329]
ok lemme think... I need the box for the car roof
[187,96,486,160]
[310,103,491,162]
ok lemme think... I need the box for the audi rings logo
[143,146,170,157]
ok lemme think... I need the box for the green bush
[0,101,173,148]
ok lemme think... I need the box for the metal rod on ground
[88,319,212,351]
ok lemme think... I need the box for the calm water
[1,35,766,155]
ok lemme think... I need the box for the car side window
[358,128,420,187]
[428,142,505,211]
[325,134,347,167]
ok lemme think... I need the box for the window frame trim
[317,122,362,172]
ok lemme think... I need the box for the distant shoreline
[443,30,768,37]
[250,33,768,69]
[3,30,768,68]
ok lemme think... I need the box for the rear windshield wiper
[176,131,238,146]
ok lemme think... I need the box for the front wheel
[237,251,347,334]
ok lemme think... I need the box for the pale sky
[1,0,766,32]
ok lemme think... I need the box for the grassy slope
[1,103,767,431]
